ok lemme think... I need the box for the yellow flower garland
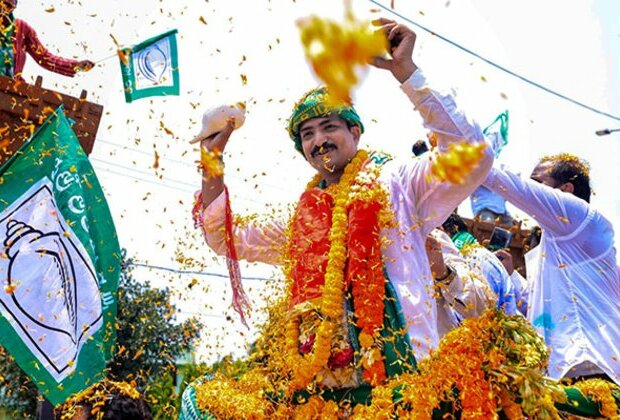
[194,371,274,419]
[573,378,620,418]
[284,149,369,391]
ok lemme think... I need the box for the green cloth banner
[0,109,120,405]
[118,29,180,103]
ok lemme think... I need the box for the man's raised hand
[200,121,235,155]
[370,18,418,84]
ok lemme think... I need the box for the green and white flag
[483,110,509,157]
[0,109,120,405]
[118,29,179,103]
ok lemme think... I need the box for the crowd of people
[1,0,619,414]
[196,17,620,385]
[186,16,620,418]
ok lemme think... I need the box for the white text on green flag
[118,29,179,103]
[0,109,120,405]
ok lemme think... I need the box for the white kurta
[199,69,493,360]
[484,167,620,383]
[431,229,496,337]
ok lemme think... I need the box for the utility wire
[91,156,198,190]
[369,0,620,122]
[97,139,194,168]
[93,165,195,193]
[128,261,276,281]
[92,158,274,206]
[96,138,295,194]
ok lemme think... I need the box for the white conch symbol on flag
[0,174,104,383]
[4,220,79,341]
[136,44,168,84]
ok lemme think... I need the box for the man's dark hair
[542,154,591,202]
[412,140,429,156]
[55,389,153,420]
[441,211,469,238]
[100,391,152,419]
[526,226,542,251]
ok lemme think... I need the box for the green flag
[118,29,180,103]
[0,109,120,405]
[483,110,509,157]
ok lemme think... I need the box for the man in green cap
[193,18,494,394]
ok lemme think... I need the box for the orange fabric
[289,188,334,306]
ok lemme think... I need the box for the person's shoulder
[14,18,33,32]
[588,204,614,230]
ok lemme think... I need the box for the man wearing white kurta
[196,20,493,361]
[484,158,620,384]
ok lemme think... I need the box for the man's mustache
[310,142,336,158]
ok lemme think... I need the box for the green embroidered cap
[287,87,364,155]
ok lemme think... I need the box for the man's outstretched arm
[371,19,493,233]
[20,20,93,76]
[483,166,589,237]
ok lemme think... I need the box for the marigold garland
[573,378,620,418]
[285,149,374,390]
[293,395,340,419]
[347,160,393,386]
[191,302,619,419]
[194,371,274,419]
[348,309,564,419]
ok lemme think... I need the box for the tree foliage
[0,250,203,417]
[0,346,39,417]
[108,252,202,390]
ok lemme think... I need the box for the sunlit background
[18,0,620,363]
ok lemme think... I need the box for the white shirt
[431,229,496,337]
[484,167,620,383]
[199,69,493,360]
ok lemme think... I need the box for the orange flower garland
[191,301,618,418]
[347,161,392,386]
[194,371,275,419]
[347,309,563,419]
[284,150,394,390]
[285,150,369,390]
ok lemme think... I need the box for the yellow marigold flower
[573,378,620,418]
[200,147,224,178]
[298,11,387,104]
[430,141,487,184]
